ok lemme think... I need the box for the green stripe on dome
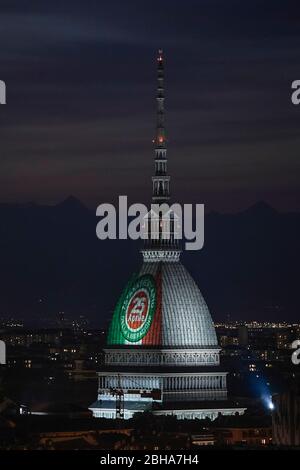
[107,274,138,345]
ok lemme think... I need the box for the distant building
[215,425,272,446]
[213,413,272,446]
[191,433,215,446]
[238,325,248,347]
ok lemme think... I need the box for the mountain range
[0,197,299,325]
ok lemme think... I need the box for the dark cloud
[0,0,300,210]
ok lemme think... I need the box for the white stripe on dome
[139,261,218,348]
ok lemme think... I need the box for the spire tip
[157,49,163,62]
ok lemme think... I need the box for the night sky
[1,0,300,212]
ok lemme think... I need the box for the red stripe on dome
[142,267,162,345]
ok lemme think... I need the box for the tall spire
[152,49,170,203]
[155,49,166,149]
[141,50,180,261]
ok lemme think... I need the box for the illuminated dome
[107,256,218,349]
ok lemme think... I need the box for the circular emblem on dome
[120,275,156,342]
